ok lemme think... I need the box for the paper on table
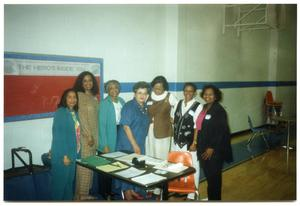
[114,167,146,178]
[101,151,128,158]
[137,156,165,166]
[131,173,166,185]
[96,161,129,172]
[154,161,188,173]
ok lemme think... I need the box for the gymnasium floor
[169,131,296,201]
[199,147,296,201]
[199,132,297,201]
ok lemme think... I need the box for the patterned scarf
[71,111,81,153]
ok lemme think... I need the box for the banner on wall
[4,52,103,122]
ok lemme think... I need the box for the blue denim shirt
[115,98,150,192]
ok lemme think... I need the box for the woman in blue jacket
[51,88,81,200]
[115,81,150,200]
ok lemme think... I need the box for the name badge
[147,101,153,105]
[188,110,195,116]
[205,114,212,120]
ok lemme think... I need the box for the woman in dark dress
[195,85,233,200]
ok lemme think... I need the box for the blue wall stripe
[119,81,296,93]
[4,112,55,122]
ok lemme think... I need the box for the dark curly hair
[200,84,222,102]
[73,71,99,95]
[183,82,197,92]
[150,75,169,91]
[57,88,79,111]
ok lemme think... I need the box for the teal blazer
[98,96,125,152]
[51,107,79,200]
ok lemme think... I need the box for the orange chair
[167,151,199,200]
[265,91,282,123]
[265,91,282,107]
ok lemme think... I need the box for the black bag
[4,147,51,201]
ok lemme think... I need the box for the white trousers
[170,138,200,199]
[145,123,171,160]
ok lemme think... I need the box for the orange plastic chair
[167,151,199,200]
[265,91,282,107]
[265,91,283,122]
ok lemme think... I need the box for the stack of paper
[131,173,166,185]
[96,161,129,172]
[101,151,128,158]
[114,167,146,178]
[137,156,165,166]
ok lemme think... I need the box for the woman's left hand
[201,148,214,160]
[63,155,71,166]
[133,144,141,155]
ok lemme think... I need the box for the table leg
[286,121,290,172]
[162,182,168,200]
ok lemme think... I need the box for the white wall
[4,4,296,169]
[177,4,296,132]
[4,4,179,169]
[4,5,180,82]
[4,119,53,168]
[275,5,297,117]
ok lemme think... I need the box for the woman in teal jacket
[51,88,81,200]
[98,80,125,153]
[97,80,125,199]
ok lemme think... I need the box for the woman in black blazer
[195,85,233,200]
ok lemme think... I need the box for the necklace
[138,104,148,114]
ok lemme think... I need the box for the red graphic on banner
[4,75,100,117]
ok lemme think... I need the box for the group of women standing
[50,72,232,201]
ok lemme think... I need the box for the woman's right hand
[63,155,71,166]
[87,137,95,147]
[189,142,197,151]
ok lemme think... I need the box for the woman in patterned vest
[171,82,203,200]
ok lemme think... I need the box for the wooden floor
[199,146,296,201]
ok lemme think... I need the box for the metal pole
[286,120,290,172]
